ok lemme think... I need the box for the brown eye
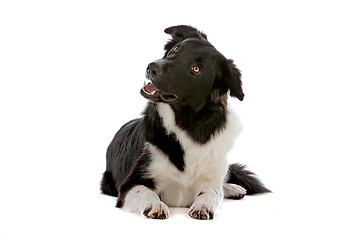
[192,65,200,73]
[173,46,180,52]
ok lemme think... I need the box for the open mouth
[140,80,178,103]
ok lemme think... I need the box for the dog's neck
[156,102,228,144]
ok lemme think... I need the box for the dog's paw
[143,201,170,219]
[188,202,214,220]
[224,183,246,199]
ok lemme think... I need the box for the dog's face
[141,25,244,111]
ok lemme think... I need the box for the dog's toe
[143,201,170,219]
[188,204,214,220]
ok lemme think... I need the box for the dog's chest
[146,104,240,207]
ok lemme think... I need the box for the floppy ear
[222,59,245,101]
[163,25,207,56]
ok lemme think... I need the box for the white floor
[1,169,358,240]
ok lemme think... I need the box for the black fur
[227,163,271,195]
[144,104,185,171]
[101,171,117,197]
[101,25,269,208]
[116,150,155,208]
[170,104,227,144]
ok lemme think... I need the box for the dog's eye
[173,46,180,53]
[192,65,200,73]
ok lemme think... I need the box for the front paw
[188,203,214,220]
[143,201,170,219]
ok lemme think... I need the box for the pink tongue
[145,83,159,93]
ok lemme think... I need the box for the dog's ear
[163,25,207,56]
[211,59,244,105]
[221,59,244,101]
[164,25,207,40]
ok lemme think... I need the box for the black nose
[146,62,163,79]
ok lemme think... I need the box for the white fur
[188,187,223,219]
[224,183,247,198]
[147,103,241,209]
[123,185,170,218]
[122,103,241,218]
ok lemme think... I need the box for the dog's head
[141,25,244,112]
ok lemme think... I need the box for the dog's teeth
[150,91,156,95]
[144,79,152,86]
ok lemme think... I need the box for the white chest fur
[146,103,241,207]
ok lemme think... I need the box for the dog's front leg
[121,185,170,219]
[188,187,223,220]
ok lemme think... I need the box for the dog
[101,25,270,220]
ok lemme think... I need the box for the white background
[1,0,359,239]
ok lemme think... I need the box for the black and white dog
[101,25,270,220]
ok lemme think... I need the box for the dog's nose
[147,62,163,79]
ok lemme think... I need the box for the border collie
[101,25,270,220]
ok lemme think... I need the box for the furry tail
[227,163,271,195]
[100,171,118,197]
